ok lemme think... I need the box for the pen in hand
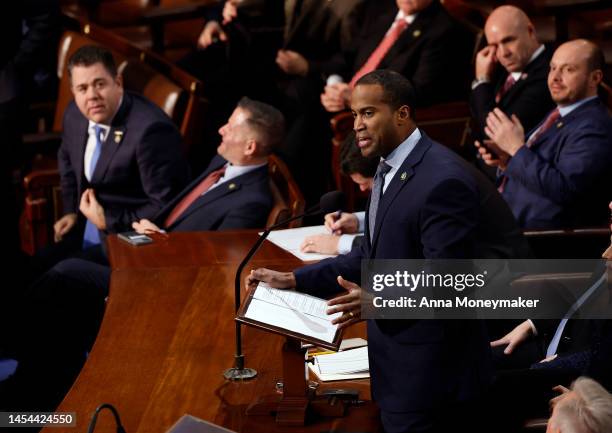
[330,210,342,235]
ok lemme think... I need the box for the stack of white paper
[308,346,370,382]
[316,346,369,375]
[263,225,337,261]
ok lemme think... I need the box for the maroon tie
[498,108,561,193]
[350,19,409,88]
[164,166,226,227]
[526,108,561,147]
[495,74,516,103]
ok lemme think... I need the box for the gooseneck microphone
[223,191,345,380]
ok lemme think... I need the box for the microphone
[223,191,345,380]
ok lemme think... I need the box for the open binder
[236,283,343,351]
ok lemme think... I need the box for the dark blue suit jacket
[155,155,273,232]
[295,133,527,413]
[58,91,190,237]
[501,98,612,229]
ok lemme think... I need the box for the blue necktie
[368,161,392,242]
[82,125,104,249]
[545,272,607,357]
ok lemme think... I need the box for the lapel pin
[228,183,236,190]
[413,29,421,38]
[556,122,563,128]
[114,130,123,143]
[400,172,407,181]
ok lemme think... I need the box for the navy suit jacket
[155,155,273,232]
[295,133,527,413]
[501,98,612,229]
[470,45,555,141]
[58,91,190,238]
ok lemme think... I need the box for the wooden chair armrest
[24,169,61,192]
[141,1,215,25]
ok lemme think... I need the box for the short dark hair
[67,45,117,80]
[340,133,378,178]
[237,97,285,155]
[586,42,605,73]
[355,69,416,111]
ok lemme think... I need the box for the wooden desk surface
[46,232,375,433]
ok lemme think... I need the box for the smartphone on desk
[118,231,153,246]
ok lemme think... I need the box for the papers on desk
[242,283,342,347]
[263,225,337,261]
[308,346,370,382]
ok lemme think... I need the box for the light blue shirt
[337,211,365,254]
[206,161,267,194]
[381,127,422,194]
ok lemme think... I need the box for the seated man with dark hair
[46,44,189,266]
[300,134,378,255]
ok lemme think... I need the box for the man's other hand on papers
[247,268,297,291]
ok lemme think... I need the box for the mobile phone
[118,231,153,246]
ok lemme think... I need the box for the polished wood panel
[45,232,374,433]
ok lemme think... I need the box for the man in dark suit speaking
[248,70,527,432]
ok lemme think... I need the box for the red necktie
[498,108,561,193]
[495,74,516,103]
[350,19,409,88]
[526,108,561,147]
[164,166,226,227]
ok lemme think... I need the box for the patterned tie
[368,161,392,242]
[495,74,516,104]
[164,165,227,227]
[350,19,410,88]
[82,125,104,249]
[526,108,561,147]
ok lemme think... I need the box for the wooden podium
[42,231,380,433]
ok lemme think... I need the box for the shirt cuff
[337,234,359,255]
[356,211,366,232]
[527,319,538,336]
[471,78,490,90]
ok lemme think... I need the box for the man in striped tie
[475,40,612,230]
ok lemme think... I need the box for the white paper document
[308,346,370,382]
[244,283,341,344]
[315,346,369,375]
[263,225,337,261]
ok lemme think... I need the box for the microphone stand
[223,207,319,380]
